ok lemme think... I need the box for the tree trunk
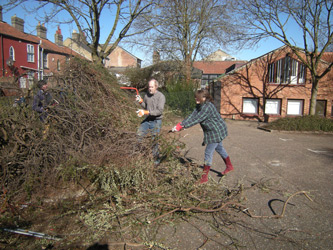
[309,76,319,115]
[92,53,103,65]
[185,55,191,84]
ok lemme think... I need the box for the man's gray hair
[149,79,159,88]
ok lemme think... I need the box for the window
[43,53,48,68]
[27,72,34,89]
[201,74,219,89]
[57,59,60,71]
[243,98,258,114]
[268,56,305,85]
[315,100,326,117]
[9,46,15,61]
[19,77,27,89]
[27,44,34,62]
[287,100,303,116]
[265,99,281,115]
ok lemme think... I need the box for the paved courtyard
[158,119,333,249]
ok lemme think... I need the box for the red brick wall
[44,53,68,76]
[219,47,333,121]
[104,47,138,68]
[0,36,38,78]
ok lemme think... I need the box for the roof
[218,45,333,79]
[144,60,202,79]
[64,38,92,53]
[0,21,38,44]
[40,38,80,57]
[0,21,81,57]
[217,46,288,79]
[193,60,247,74]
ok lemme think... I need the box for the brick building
[104,45,141,71]
[193,50,247,89]
[0,11,81,96]
[63,31,142,73]
[214,46,333,121]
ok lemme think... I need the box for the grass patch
[262,115,333,132]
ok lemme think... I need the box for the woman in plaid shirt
[172,89,234,183]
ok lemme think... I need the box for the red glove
[172,122,183,132]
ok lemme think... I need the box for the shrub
[263,115,333,132]
[163,79,197,117]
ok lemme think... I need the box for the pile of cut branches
[0,59,245,250]
[0,58,148,197]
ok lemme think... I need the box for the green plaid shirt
[181,102,228,144]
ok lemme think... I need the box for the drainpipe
[1,34,4,76]
[38,40,41,80]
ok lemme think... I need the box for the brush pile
[0,59,241,249]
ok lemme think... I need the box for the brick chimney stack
[72,30,81,42]
[0,6,3,22]
[153,50,160,64]
[11,15,24,32]
[37,22,47,39]
[55,26,63,46]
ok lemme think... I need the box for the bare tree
[3,0,157,64]
[233,0,333,115]
[131,0,241,82]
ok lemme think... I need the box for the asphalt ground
[155,119,333,250]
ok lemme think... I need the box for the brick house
[193,50,247,89]
[104,45,142,71]
[214,46,333,122]
[63,31,142,73]
[0,16,39,95]
[0,12,81,96]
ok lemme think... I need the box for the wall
[63,39,92,61]
[218,47,333,121]
[1,36,38,78]
[104,46,139,68]
[43,52,68,77]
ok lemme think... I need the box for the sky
[2,3,287,66]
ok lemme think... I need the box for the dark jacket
[32,90,52,121]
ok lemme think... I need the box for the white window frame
[287,99,303,116]
[43,53,48,68]
[268,56,306,85]
[298,64,305,84]
[265,99,281,115]
[27,72,34,89]
[243,98,258,114]
[19,77,27,89]
[290,59,298,84]
[9,46,15,61]
[27,44,34,62]
[57,59,61,71]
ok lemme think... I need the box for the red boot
[222,156,234,175]
[200,165,211,184]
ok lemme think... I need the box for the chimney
[11,15,24,32]
[54,26,63,46]
[72,30,81,42]
[153,50,160,64]
[0,6,3,22]
[37,22,47,39]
